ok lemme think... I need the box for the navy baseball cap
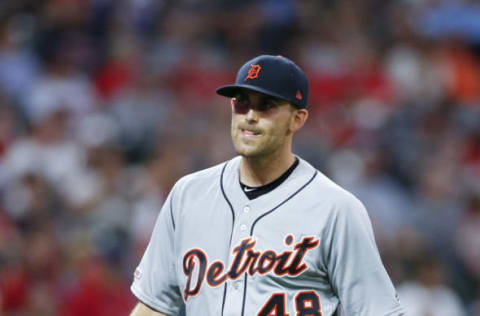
[216,55,309,109]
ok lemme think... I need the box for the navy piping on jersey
[220,162,235,316]
[169,192,176,231]
[240,170,318,316]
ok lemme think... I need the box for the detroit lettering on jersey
[182,234,319,301]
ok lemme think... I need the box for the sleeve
[130,186,184,315]
[324,193,404,315]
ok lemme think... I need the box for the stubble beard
[231,124,289,161]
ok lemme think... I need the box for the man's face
[230,90,296,158]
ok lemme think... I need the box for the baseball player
[130,55,404,316]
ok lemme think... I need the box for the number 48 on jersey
[258,291,322,316]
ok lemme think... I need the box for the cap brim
[216,84,291,103]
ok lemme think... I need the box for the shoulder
[300,158,364,207]
[298,157,367,217]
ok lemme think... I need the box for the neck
[240,149,295,187]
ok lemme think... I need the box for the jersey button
[234,280,242,289]
[240,224,247,231]
[243,206,250,213]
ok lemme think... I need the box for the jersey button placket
[238,205,251,237]
[233,279,242,290]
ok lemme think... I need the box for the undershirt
[239,157,299,200]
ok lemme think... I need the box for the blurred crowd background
[0,0,480,315]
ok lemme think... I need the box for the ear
[289,109,308,133]
[230,98,235,112]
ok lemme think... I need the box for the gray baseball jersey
[131,156,404,315]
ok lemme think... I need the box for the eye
[232,96,249,114]
[258,98,279,112]
[236,94,251,105]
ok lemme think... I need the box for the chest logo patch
[182,235,319,301]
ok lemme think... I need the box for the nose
[245,108,259,123]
